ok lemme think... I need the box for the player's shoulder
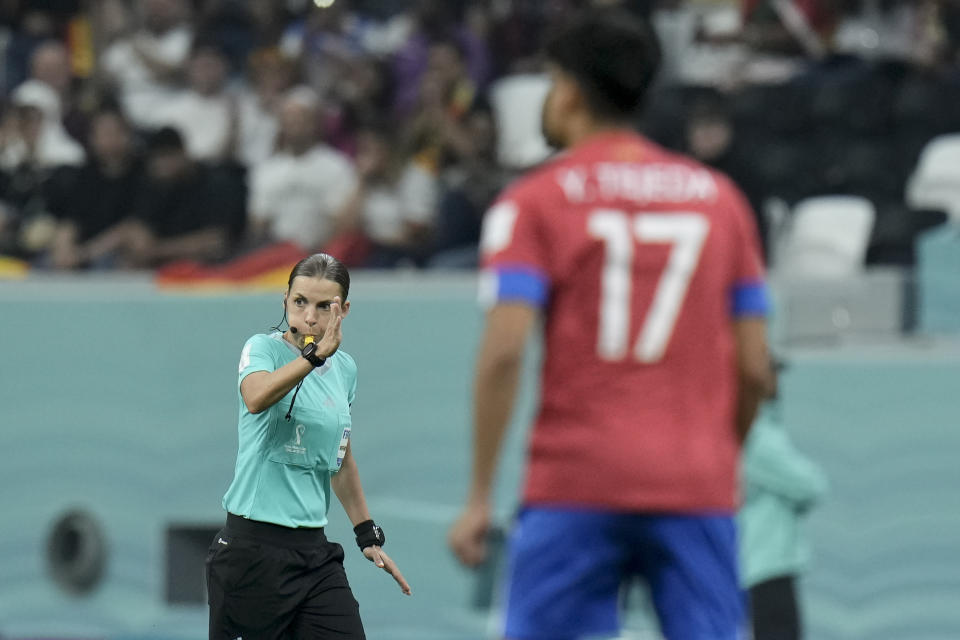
[238,332,286,374]
[243,331,285,353]
[332,349,357,374]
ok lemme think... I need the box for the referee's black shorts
[206,513,365,640]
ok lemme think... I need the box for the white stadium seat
[489,73,553,170]
[906,133,960,223]
[776,195,876,277]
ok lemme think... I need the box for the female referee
[207,253,411,640]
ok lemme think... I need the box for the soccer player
[448,9,771,640]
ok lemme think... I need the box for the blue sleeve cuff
[731,280,770,317]
[479,266,549,307]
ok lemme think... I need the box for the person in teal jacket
[739,361,828,640]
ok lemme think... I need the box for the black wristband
[300,341,326,367]
[354,519,385,550]
[303,352,325,367]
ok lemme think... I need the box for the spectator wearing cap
[0,80,84,259]
[247,86,356,251]
[115,126,245,267]
[1,80,84,170]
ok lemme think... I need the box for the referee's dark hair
[544,9,661,122]
[288,253,351,300]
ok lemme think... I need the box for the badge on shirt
[334,426,350,470]
[285,423,307,456]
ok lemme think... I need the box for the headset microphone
[290,326,298,334]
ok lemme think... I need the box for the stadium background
[1,1,959,639]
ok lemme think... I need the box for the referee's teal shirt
[223,332,357,528]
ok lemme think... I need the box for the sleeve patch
[480,201,519,255]
[478,266,549,308]
[731,280,770,317]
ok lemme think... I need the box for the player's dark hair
[287,253,350,301]
[544,9,661,121]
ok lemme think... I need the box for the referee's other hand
[362,545,412,595]
[448,503,491,567]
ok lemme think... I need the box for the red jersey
[479,132,768,513]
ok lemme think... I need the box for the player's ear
[553,71,583,115]
[341,300,350,318]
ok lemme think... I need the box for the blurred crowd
[0,0,957,272]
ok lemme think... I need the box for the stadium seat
[905,134,960,223]
[489,73,552,170]
[776,195,876,277]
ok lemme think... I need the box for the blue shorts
[501,507,744,640]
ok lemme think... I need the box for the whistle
[304,336,315,345]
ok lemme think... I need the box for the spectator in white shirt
[247,86,357,250]
[151,40,234,163]
[100,0,193,129]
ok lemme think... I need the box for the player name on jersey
[556,163,719,205]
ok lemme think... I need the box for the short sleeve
[238,334,278,386]
[348,368,357,407]
[724,180,770,318]
[478,185,551,308]
[339,352,359,407]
